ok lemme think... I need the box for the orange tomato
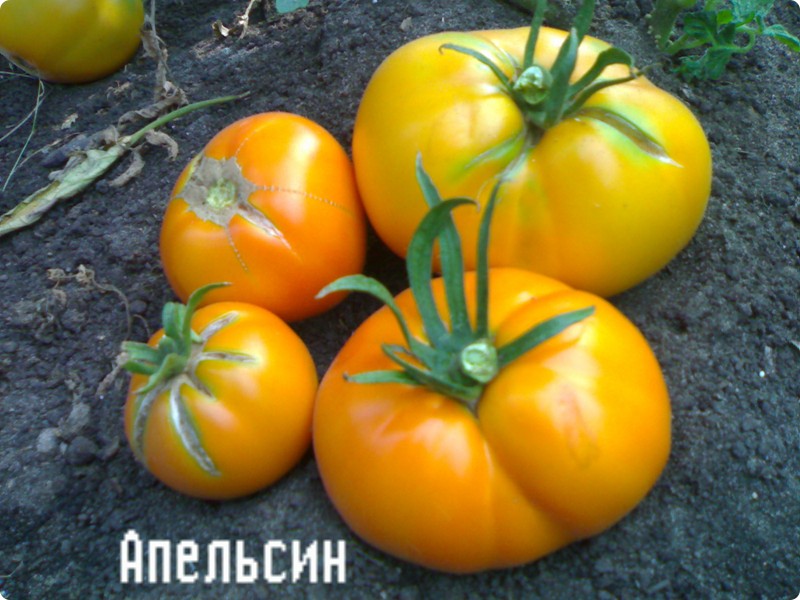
[0,0,144,83]
[160,112,366,322]
[125,300,318,500]
[313,268,671,572]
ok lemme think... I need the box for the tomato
[0,0,144,83]
[160,112,367,322]
[313,268,671,572]
[124,289,318,500]
[353,23,712,297]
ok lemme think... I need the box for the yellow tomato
[314,268,671,572]
[0,0,144,83]
[353,26,712,296]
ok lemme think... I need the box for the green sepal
[497,306,595,368]
[414,155,474,346]
[438,43,514,89]
[318,274,437,366]
[383,345,481,405]
[122,282,231,394]
[406,197,475,351]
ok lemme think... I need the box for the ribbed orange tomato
[160,112,366,322]
[314,268,671,572]
[314,159,672,572]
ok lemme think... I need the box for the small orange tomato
[160,112,366,322]
[123,288,318,500]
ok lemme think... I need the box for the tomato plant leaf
[762,24,800,51]
[650,0,799,80]
[275,0,309,14]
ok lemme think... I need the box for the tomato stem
[207,178,238,210]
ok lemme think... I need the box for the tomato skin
[353,26,712,297]
[0,0,144,83]
[160,112,367,322]
[125,301,318,500]
[313,268,670,572]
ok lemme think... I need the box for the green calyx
[122,282,234,476]
[122,283,229,395]
[441,0,638,132]
[317,157,593,413]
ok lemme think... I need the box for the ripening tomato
[160,112,367,322]
[353,24,712,297]
[124,292,318,500]
[314,268,671,572]
[0,0,144,83]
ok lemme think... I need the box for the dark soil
[1,1,799,598]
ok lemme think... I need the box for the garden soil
[1,0,798,598]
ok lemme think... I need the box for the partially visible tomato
[123,289,318,500]
[314,268,671,572]
[160,112,367,322]
[0,0,144,83]
[353,23,712,297]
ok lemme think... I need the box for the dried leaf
[212,20,232,38]
[0,146,125,237]
[144,130,180,159]
[0,94,246,239]
[117,93,186,128]
[109,151,146,188]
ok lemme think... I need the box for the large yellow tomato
[314,268,671,573]
[353,24,712,296]
[0,0,144,83]
[124,289,318,500]
[160,112,367,323]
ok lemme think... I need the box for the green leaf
[0,147,124,238]
[763,24,800,52]
[730,0,773,20]
[276,0,309,14]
